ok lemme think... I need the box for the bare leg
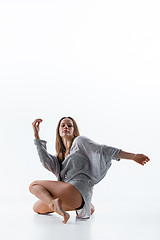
[30,184,70,223]
[30,185,53,205]
[34,200,95,215]
[33,200,55,214]
[29,180,83,224]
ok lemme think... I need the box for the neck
[62,137,73,153]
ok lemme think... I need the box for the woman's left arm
[118,150,150,166]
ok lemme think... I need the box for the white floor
[1,199,159,240]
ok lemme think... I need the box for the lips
[63,130,69,132]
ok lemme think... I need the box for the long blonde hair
[55,117,80,162]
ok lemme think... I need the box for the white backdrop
[0,0,159,208]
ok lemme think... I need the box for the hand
[32,118,43,137]
[133,154,150,166]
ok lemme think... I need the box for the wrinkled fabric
[34,135,121,219]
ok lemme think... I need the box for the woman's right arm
[32,118,60,177]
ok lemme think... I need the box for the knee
[33,201,40,213]
[29,180,39,193]
[33,202,38,213]
[32,200,49,214]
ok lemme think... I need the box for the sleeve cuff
[34,139,47,147]
[114,149,122,161]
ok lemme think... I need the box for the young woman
[29,117,150,224]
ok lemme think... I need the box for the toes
[62,213,70,224]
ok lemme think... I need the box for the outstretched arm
[118,150,150,166]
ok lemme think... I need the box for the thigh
[29,180,82,210]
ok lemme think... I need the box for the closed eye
[61,124,73,127]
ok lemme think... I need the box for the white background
[0,1,159,239]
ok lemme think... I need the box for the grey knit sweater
[34,135,121,219]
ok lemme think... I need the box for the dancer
[29,117,150,224]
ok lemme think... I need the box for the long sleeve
[76,136,121,161]
[34,139,60,178]
[75,136,122,184]
[101,144,121,161]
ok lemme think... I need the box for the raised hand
[133,154,150,166]
[32,118,43,139]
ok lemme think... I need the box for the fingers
[144,155,150,163]
[134,154,150,166]
[141,155,150,165]
[144,155,150,160]
[32,119,43,126]
[32,119,43,135]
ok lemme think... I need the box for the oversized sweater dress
[34,135,122,219]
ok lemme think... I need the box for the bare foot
[49,198,70,224]
[91,203,95,215]
[76,202,95,218]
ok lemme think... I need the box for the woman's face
[59,118,75,139]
